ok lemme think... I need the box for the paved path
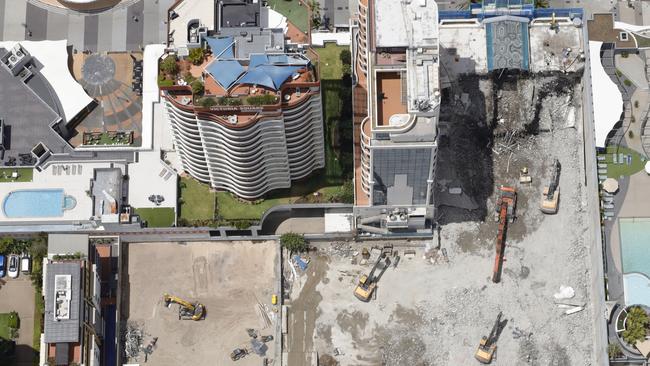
[0,0,174,52]
[0,276,36,366]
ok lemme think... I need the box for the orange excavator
[492,186,516,283]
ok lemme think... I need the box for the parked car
[7,255,19,278]
[20,255,31,274]
[0,255,5,277]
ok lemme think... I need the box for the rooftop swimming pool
[620,218,650,307]
[3,189,76,218]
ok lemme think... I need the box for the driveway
[0,275,36,366]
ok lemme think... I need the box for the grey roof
[219,0,260,29]
[92,168,123,217]
[321,0,351,27]
[44,262,82,343]
[0,50,72,164]
[372,147,433,206]
[219,28,285,59]
[48,234,89,256]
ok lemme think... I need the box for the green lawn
[33,290,43,353]
[179,177,216,221]
[598,146,648,178]
[0,312,18,340]
[0,168,33,183]
[315,44,347,80]
[267,0,309,33]
[634,34,650,48]
[134,207,176,227]
[217,182,344,221]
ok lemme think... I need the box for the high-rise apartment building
[352,0,440,233]
[161,0,325,199]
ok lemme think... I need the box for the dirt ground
[0,276,36,366]
[124,241,277,366]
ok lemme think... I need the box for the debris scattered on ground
[554,285,575,300]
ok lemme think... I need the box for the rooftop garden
[0,168,33,183]
[597,145,648,178]
[267,0,310,34]
[82,131,133,146]
[134,207,176,228]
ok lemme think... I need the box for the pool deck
[0,163,112,222]
[604,170,650,310]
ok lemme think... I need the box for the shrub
[7,311,19,329]
[340,49,352,65]
[217,97,243,106]
[624,79,633,87]
[629,130,635,138]
[280,233,308,253]
[191,80,204,95]
[622,306,649,345]
[158,75,173,87]
[198,97,218,108]
[608,343,622,359]
[160,55,179,75]
[233,220,252,230]
[188,47,205,65]
[622,51,630,58]
[247,94,277,105]
[183,72,196,84]
[616,69,623,77]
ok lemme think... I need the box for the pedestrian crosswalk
[0,0,174,52]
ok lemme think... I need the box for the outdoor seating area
[131,55,142,96]
[148,195,165,206]
[82,131,134,146]
[4,153,36,167]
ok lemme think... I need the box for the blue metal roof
[237,65,301,90]
[206,60,245,89]
[204,36,235,59]
[249,54,269,68]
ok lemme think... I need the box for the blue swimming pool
[3,189,71,218]
[620,218,650,306]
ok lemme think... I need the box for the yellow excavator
[475,312,503,364]
[163,293,205,321]
[540,159,561,214]
[354,255,391,302]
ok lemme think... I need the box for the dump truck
[354,255,391,302]
[162,293,205,321]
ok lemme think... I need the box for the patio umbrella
[602,178,619,193]
[645,161,650,175]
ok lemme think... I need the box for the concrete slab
[97,12,113,52]
[616,53,649,90]
[45,12,69,41]
[2,0,27,41]
[67,14,85,53]
[111,7,128,51]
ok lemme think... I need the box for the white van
[20,256,31,274]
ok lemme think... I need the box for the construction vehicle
[230,348,248,361]
[354,255,391,302]
[475,312,503,364]
[540,159,561,214]
[519,167,532,184]
[162,293,205,321]
[493,186,516,283]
